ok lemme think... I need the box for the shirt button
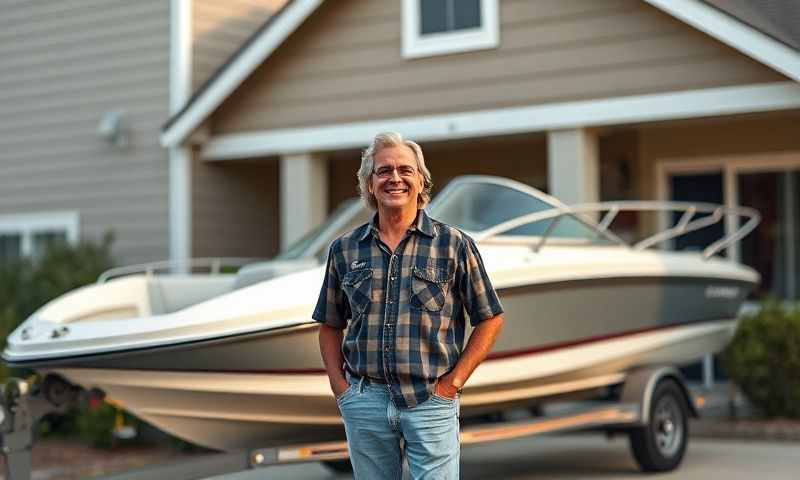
[384,346,390,352]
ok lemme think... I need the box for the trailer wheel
[322,459,353,473]
[629,378,689,472]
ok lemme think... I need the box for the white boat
[2,176,759,451]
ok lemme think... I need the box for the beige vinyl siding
[191,153,280,258]
[192,0,289,91]
[0,0,170,264]
[212,0,787,134]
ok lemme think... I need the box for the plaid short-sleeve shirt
[312,209,503,408]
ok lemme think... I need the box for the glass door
[737,170,799,301]
[669,172,725,254]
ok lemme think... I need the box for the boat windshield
[427,179,601,240]
[275,198,372,260]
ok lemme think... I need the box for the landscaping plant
[0,233,125,445]
[723,300,800,419]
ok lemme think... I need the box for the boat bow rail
[474,200,760,260]
[97,257,257,283]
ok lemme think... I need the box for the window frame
[402,0,499,59]
[0,211,79,260]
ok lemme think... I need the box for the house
[3,1,799,382]
[161,0,800,385]
[0,0,288,265]
[162,0,800,301]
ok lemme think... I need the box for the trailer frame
[1,366,699,479]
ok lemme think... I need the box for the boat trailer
[1,367,699,479]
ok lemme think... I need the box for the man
[313,132,504,479]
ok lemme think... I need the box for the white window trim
[0,211,80,257]
[402,0,499,59]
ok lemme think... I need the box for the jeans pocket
[335,383,356,404]
[430,392,457,405]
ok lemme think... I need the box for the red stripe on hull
[75,319,717,375]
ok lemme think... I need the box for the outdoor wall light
[97,110,129,148]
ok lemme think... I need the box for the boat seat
[233,258,320,290]
[147,276,237,314]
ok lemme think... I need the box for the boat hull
[51,318,738,451]
[16,276,749,371]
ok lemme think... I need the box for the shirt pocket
[410,262,454,312]
[341,268,373,319]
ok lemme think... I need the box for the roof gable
[162,0,322,146]
[702,0,800,51]
[161,0,800,147]
[644,0,800,82]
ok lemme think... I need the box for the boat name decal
[705,285,740,299]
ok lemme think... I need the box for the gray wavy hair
[357,132,433,210]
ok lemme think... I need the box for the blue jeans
[336,377,460,479]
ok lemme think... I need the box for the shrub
[76,400,140,449]
[0,233,114,354]
[1,233,117,445]
[722,300,800,418]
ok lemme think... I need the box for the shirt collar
[359,209,436,242]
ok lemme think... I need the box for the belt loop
[358,376,366,393]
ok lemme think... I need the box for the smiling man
[313,132,504,479]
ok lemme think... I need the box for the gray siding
[192,0,288,91]
[0,0,171,264]
[212,0,787,134]
[191,153,280,259]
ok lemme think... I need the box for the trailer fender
[620,366,697,425]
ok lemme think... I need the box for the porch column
[168,0,192,270]
[547,129,599,206]
[280,153,328,250]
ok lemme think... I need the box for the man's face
[369,144,424,212]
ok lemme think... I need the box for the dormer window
[402,0,499,59]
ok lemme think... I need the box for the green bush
[723,300,800,418]
[1,233,116,445]
[0,232,114,354]
[77,400,140,449]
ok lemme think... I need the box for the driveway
[216,434,799,480]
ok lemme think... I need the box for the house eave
[201,82,800,160]
[644,0,800,82]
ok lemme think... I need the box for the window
[737,170,799,301]
[420,0,481,34]
[31,231,69,262]
[0,211,79,263]
[402,0,499,58]
[0,234,22,262]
